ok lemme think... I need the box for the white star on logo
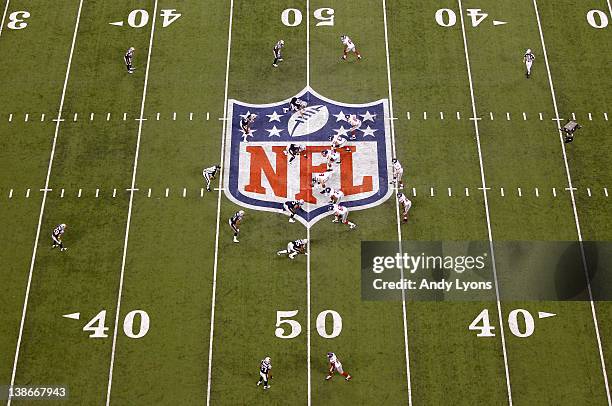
[266,111,283,122]
[334,126,350,136]
[266,126,283,137]
[360,111,377,122]
[239,110,252,120]
[333,111,348,122]
[361,126,377,137]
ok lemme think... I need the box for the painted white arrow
[493,20,508,26]
[62,312,80,320]
[538,311,556,319]
[109,21,124,27]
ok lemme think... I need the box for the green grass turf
[0,0,610,404]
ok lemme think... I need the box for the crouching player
[331,204,356,229]
[397,192,412,223]
[229,210,244,243]
[284,143,306,164]
[322,187,344,204]
[283,199,305,223]
[277,238,308,259]
[312,171,332,189]
[257,357,272,389]
[325,352,352,381]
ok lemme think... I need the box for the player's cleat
[325,375,332,380]
[276,251,283,256]
[278,58,283,62]
[357,55,362,60]
[288,218,295,223]
[257,381,262,386]
[233,236,239,243]
[263,385,270,390]
[52,244,57,249]
[341,55,346,60]
[349,224,357,229]
[272,63,278,67]
[345,375,352,381]
[332,219,339,223]
[60,247,68,251]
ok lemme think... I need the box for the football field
[0,0,611,404]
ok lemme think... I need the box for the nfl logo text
[223,87,394,226]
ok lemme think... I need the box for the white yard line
[382,1,412,404]
[532,1,611,404]
[607,0,612,20]
[7,1,84,404]
[0,0,10,39]
[306,1,312,403]
[105,0,159,404]
[456,1,513,404]
[206,1,234,404]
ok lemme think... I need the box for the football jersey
[290,98,306,111]
[124,49,134,62]
[285,200,303,211]
[524,52,535,62]
[313,172,331,183]
[347,115,361,127]
[230,212,243,225]
[52,224,65,237]
[333,205,347,216]
[203,166,219,176]
[398,195,412,208]
[274,41,283,51]
[260,359,272,374]
[393,161,403,173]
[328,353,341,367]
[287,144,303,156]
[292,239,306,251]
[341,36,354,47]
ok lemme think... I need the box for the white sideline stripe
[457,1,513,404]
[207,1,234,405]
[532,1,611,403]
[0,0,10,39]
[382,1,412,405]
[8,1,84,403]
[105,0,159,404]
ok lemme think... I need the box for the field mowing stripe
[7,0,84,404]
[382,1,412,404]
[105,0,159,404]
[456,1,513,404]
[0,0,9,39]
[532,1,611,403]
[206,1,234,404]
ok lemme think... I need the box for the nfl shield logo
[223,87,393,226]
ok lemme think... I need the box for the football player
[283,199,305,223]
[240,114,257,142]
[330,133,350,152]
[229,210,244,243]
[325,352,352,381]
[272,39,284,67]
[523,49,535,78]
[257,356,272,389]
[277,238,308,259]
[397,192,412,223]
[312,171,332,189]
[124,47,135,74]
[322,187,344,204]
[284,143,306,164]
[346,114,362,140]
[51,223,68,251]
[289,97,307,117]
[321,149,341,171]
[391,158,404,189]
[340,35,361,61]
[331,204,356,229]
[202,164,221,192]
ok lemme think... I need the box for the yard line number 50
[275,310,342,339]
[281,8,335,27]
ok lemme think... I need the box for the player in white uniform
[202,165,221,191]
[51,223,68,251]
[330,133,349,152]
[325,352,352,381]
[523,49,535,78]
[346,114,361,140]
[322,149,341,171]
[229,210,245,243]
[397,192,412,223]
[331,204,356,229]
[322,187,344,204]
[257,357,272,389]
[312,171,332,189]
[391,158,404,189]
[277,238,308,259]
[340,35,361,61]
